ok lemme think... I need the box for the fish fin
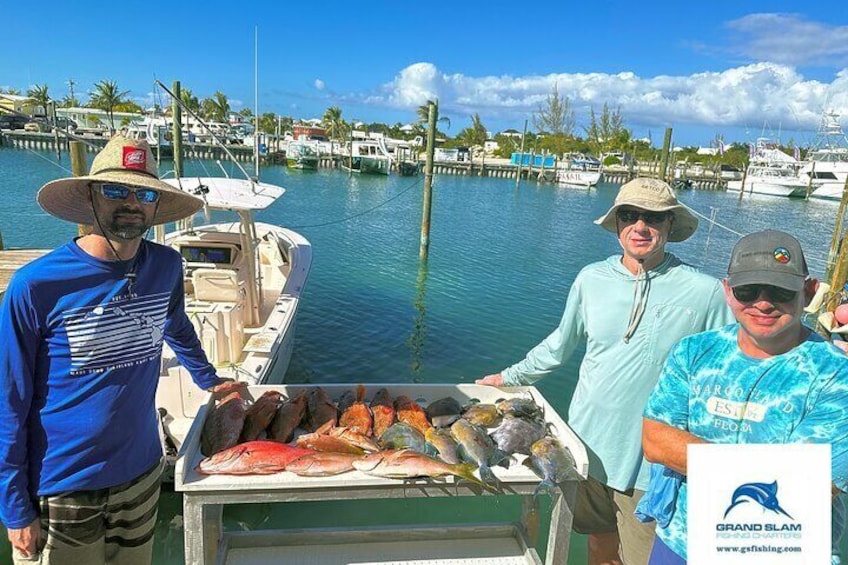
[479,465,503,493]
[492,449,511,469]
[316,420,334,435]
[533,479,556,499]
[452,463,499,494]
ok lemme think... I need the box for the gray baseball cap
[727,230,808,291]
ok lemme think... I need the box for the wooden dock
[0,249,50,296]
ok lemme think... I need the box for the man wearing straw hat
[477,178,734,565]
[0,136,226,564]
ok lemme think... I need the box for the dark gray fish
[425,397,462,428]
[491,415,547,456]
[306,386,337,432]
[268,390,308,443]
[496,397,543,420]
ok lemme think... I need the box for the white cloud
[363,61,848,134]
[725,13,848,67]
[314,79,325,91]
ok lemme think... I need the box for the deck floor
[0,249,50,296]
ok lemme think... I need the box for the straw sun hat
[594,177,699,242]
[37,135,204,225]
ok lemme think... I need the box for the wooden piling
[70,141,92,236]
[420,101,437,261]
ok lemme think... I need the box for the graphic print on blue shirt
[63,291,169,374]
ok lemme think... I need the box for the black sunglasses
[616,209,670,225]
[731,284,798,304]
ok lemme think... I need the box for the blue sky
[3,0,848,146]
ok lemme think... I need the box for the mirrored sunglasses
[95,183,160,204]
[616,209,670,225]
[731,284,798,304]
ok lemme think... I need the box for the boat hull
[555,170,601,188]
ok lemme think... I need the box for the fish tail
[356,383,366,402]
[723,500,747,519]
[453,463,499,494]
[533,479,556,499]
[479,465,503,493]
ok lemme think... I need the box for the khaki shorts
[573,476,656,565]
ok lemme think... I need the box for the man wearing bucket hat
[477,178,734,564]
[642,230,848,564]
[0,136,227,564]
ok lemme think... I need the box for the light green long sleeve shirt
[502,253,734,491]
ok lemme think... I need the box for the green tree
[60,94,81,108]
[0,88,21,95]
[180,88,201,114]
[89,80,130,132]
[584,103,630,157]
[115,100,143,114]
[456,113,488,147]
[26,84,51,118]
[416,99,450,132]
[322,106,348,143]
[258,112,279,134]
[201,91,230,122]
[532,84,575,136]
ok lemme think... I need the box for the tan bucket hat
[37,135,204,225]
[594,177,699,242]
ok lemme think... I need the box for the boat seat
[192,268,243,303]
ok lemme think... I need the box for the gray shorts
[573,475,656,565]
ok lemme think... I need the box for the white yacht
[800,111,848,201]
[555,154,603,188]
[726,138,812,198]
[156,177,312,457]
[341,139,392,175]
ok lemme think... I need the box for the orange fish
[196,440,315,475]
[370,388,396,438]
[338,384,373,436]
[394,394,432,435]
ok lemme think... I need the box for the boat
[152,78,312,464]
[124,116,173,157]
[396,159,421,176]
[555,154,602,188]
[285,140,320,170]
[341,138,392,175]
[155,176,312,460]
[726,138,812,198]
[800,110,848,201]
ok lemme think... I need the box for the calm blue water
[0,146,840,563]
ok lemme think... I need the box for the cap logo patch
[773,247,791,263]
[122,147,147,170]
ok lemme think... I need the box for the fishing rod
[153,80,256,190]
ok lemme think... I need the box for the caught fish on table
[196,440,315,475]
[285,452,362,477]
[370,387,396,438]
[296,423,366,455]
[394,394,432,434]
[425,397,462,428]
[496,396,543,420]
[450,418,509,489]
[425,427,461,464]
[306,386,338,432]
[461,403,502,428]
[268,390,308,443]
[201,391,246,456]
[491,414,547,456]
[524,436,583,496]
[378,422,434,455]
[338,384,373,436]
[240,390,284,442]
[328,426,381,452]
[352,449,496,492]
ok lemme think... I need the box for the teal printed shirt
[643,326,848,559]
[501,253,733,491]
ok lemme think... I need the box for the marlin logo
[723,481,793,519]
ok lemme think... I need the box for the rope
[680,196,829,272]
[287,175,425,229]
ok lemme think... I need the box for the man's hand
[207,379,248,401]
[8,517,40,558]
[832,340,848,355]
[475,373,504,387]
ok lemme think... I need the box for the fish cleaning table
[175,384,588,565]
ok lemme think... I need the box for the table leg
[521,495,540,546]
[184,497,222,565]
[545,486,576,565]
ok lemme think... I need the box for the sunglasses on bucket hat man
[615,208,672,226]
[93,182,161,204]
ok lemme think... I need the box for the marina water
[0,148,840,563]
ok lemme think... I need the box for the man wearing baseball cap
[0,136,228,564]
[642,230,848,563]
[477,178,734,564]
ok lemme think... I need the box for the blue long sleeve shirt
[0,239,217,528]
[501,253,734,492]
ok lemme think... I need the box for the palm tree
[201,91,230,123]
[322,106,348,144]
[26,84,51,118]
[179,88,201,114]
[416,99,450,130]
[89,80,130,132]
